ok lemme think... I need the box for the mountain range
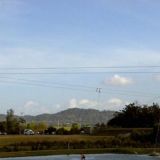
[0,108,115,125]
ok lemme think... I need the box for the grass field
[0,135,113,157]
[0,134,158,158]
[0,135,113,145]
[0,135,113,153]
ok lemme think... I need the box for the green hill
[0,108,115,125]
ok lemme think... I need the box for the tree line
[107,103,160,128]
[1,103,160,135]
[0,109,91,135]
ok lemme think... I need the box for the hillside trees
[6,109,26,134]
[108,103,160,128]
[26,121,48,134]
[0,121,6,133]
[70,123,80,134]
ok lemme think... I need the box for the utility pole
[96,88,102,108]
[57,120,60,129]
[96,88,102,93]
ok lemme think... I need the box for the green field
[0,135,113,157]
[0,135,112,145]
[0,134,158,158]
[0,135,113,152]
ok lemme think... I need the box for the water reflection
[0,154,160,160]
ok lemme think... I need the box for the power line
[0,75,158,97]
[0,79,94,93]
[0,77,94,89]
[0,65,159,74]
[0,76,158,97]
[0,76,149,95]
[0,65,160,69]
[0,71,159,74]
[0,77,158,98]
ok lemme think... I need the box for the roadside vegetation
[1,103,160,157]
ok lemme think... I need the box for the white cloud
[68,98,78,108]
[79,99,97,106]
[19,97,129,115]
[67,97,129,111]
[108,98,123,106]
[15,101,63,115]
[24,100,39,108]
[23,100,50,115]
[68,98,98,109]
[107,74,133,86]
[106,98,129,111]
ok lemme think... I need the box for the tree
[6,109,26,134]
[0,121,6,132]
[107,103,160,128]
[36,122,48,134]
[56,127,65,135]
[6,109,17,134]
[18,117,26,134]
[93,123,107,134]
[45,126,57,135]
[27,122,36,130]
[70,123,80,134]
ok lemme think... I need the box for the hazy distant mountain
[24,108,115,125]
[0,108,115,125]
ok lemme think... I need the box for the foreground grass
[0,135,112,146]
[0,135,159,158]
[0,135,113,158]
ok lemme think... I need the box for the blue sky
[0,0,160,115]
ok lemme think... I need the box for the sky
[0,0,160,115]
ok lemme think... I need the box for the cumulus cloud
[20,97,129,115]
[23,100,50,115]
[14,101,63,115]
[24,100,39,108]
[106,74,133,86]
[106,98,129,111]
[108,98,123,106]
[68,98,98,109]
[67,97,129,111]
[79,99,97,106]
[68,98,78,108]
